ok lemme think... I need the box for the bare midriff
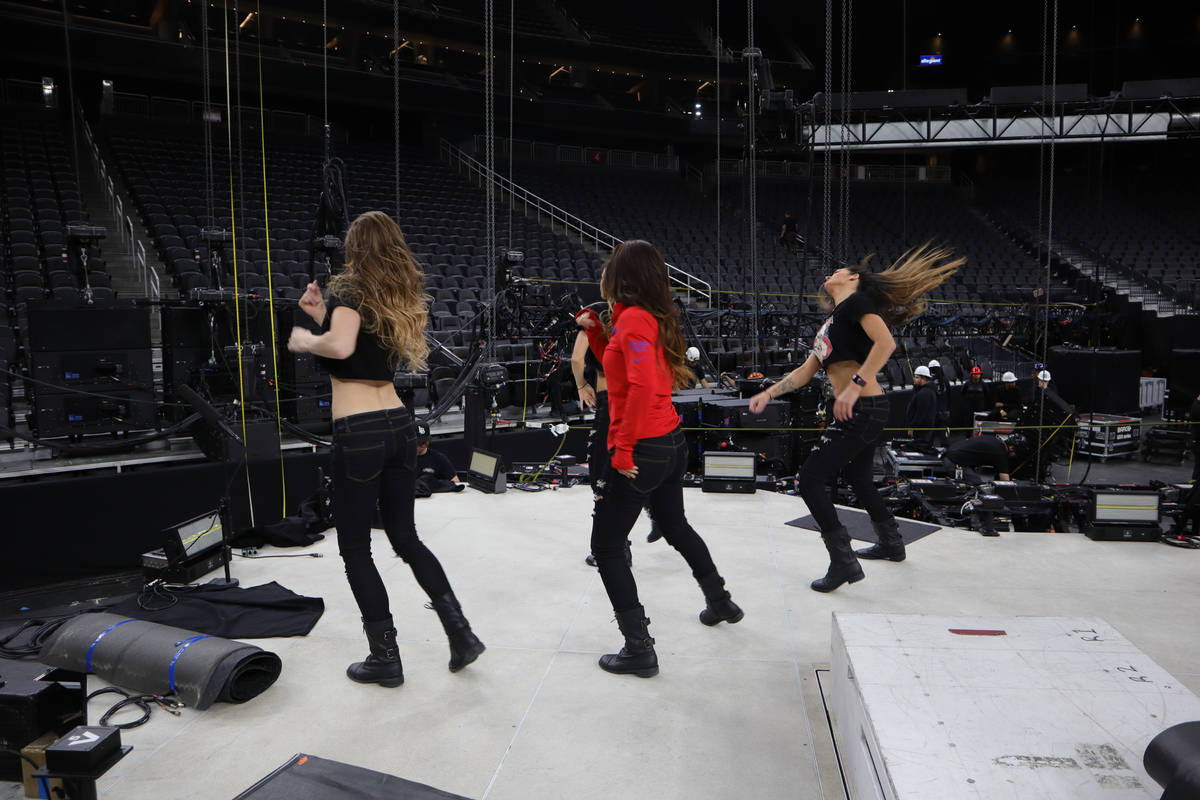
[329,376,403,421]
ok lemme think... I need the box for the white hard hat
[914,365,932,379]
[685,346,700,361]
[1002,371,1017,382]
[1037,370,1051,382]
[928,359,941,368]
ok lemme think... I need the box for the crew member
[944,433,1017,483]
[582,240,743,677]
[962,365,992,414]
[928,358,951,445]
[906,365,938,443]
[686,347,712,388]
[415,423,461,492]
[779,210,799,252]
[750,244,963,587]
[288,210,484,687]
[993,371,1023,418]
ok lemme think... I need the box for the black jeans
[588,391,611,507]
[591,427,717,613]
[797,395,893,534]
[331,406,452,623]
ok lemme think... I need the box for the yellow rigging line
[223,0,254,526]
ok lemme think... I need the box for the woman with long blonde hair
[288,210,484,687]
[750,243,962,592]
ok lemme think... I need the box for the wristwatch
[851,373,867,387]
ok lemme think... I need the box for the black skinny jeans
[797,395,893,534]
[331,406,452,623]
[591,427,717,613]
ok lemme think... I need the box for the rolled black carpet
[38,612,281,710]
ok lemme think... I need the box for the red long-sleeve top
[580,304,679,471]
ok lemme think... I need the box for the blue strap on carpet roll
[40,612,281,710]
[86,618,135,672]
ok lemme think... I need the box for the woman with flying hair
[288,210,484,687]
[579,240,742,678]
[750,244,963,592]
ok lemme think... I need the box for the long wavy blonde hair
[821,242,965,326]
[327,211,430,371]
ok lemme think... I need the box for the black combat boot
[854,517,906,562]
[811,527,866,593]
[598,605,659,677]
[428,591,486,672]
[347,616,404,687]
[696,572,744,626]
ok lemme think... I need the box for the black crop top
[811,291,877,366]
[316,293,395,381]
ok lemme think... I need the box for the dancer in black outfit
[288,210,484,687]
[750,245,962,590]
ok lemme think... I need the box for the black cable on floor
[87,686,183,729]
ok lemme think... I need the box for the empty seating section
[980,178,1199,309]
[509,162,1058,379]
[103,127,605,409]
[558,0,710,55]
[2,117,101,434]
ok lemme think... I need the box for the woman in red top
[580,240,742,678]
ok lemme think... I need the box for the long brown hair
[327,210,430,371]
[821,242,965,326]
[599,240,694,389]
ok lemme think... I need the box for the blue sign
[919,54,943,66]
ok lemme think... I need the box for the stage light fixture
[41,77,56,109]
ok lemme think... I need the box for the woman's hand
[748,391,771,415]
[575,308,598,329]
[299,281,325,321]
[833,384,862,421]
[617,466,638,479]
[578,384,597,410]
[287,327,316,353]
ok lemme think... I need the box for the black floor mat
[785,506,941,545]
[234,754,472,800]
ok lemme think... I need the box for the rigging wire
[715,0,722,350]
[223,0,255,527]
[821,0,833,271]
[483,0,497,363]
[394,0,400,221]
[256,0,288,516]
[1036,0,1060,481]
[838,0,853,264]
[746,0,759,373]
[508,0,514,251]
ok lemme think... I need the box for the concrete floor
[4,485,1198,800]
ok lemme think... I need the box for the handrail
[442,140,711,304]
[73,97,161,302]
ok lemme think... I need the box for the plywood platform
[831,613,1200,799]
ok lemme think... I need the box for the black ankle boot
[428,591,486,672]
[599,606,659,677]
[811,527,865,593]
[347,617,404,687]
[646,524,663,543]
[855,517,906,562]
[696,572,744,626]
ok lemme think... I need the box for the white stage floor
[14,487,1199,800]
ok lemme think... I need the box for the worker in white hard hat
[906,365,938,441]
[993,370,1023,419]
[685,346,711,388]
[1036,369,1052,390]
